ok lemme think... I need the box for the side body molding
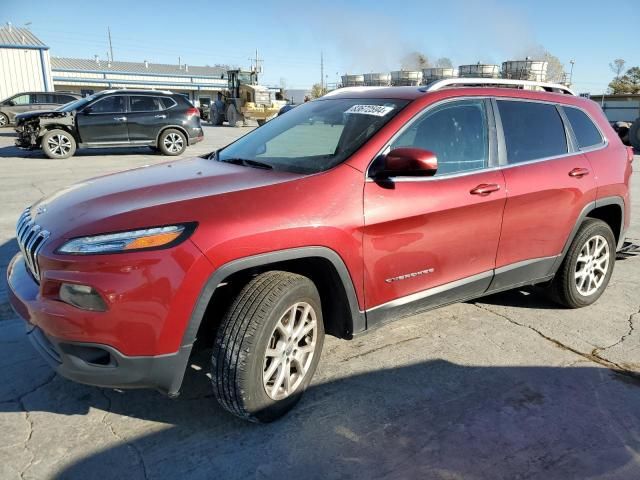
[181,246,365,348]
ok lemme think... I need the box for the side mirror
[82,106,93,115]
[255,143,267,155]
[382,147,438,177]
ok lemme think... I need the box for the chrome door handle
[568,167,590,178]
[470,183,501,195]
[113,116,127,122]
[154,114,167,119]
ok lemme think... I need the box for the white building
[0,24,53,99]
[51,57,228,108]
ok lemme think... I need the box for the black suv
[0,91,80,127]
[14,89,204,159]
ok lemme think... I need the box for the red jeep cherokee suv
[7,79,633,422]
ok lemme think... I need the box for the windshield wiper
[219,158,273,170]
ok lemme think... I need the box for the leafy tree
[310,83,327,98]
[542,51,566,83]
[608,67,640,94]
[435,57,453,69]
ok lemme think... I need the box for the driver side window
[90,96,126,114]
[391,99,489,176]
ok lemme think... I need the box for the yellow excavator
[210,69,282,127]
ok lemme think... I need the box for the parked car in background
[7,79,632,423]
[14,89,203,158]
[0,91,80,127]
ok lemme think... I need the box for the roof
[0,25,48,48]
[51,57,227,78]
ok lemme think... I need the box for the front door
[76,95,129,143]
[363,98,506,325]
[492,99,597,281]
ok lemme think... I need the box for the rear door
[363,98,506,324]
[76,95,129,143]
[491,98,597,288]
[126,95,170,142]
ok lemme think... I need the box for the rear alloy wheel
[212,271,324,422]
[41,129,76,159]
[0,113,8,127]
[550,218,615,308]
[158,129,187,156]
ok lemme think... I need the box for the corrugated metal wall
[0,47,53,99]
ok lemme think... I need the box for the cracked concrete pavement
[0,129,639,479]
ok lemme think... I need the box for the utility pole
[320,50,324,92]
[107,27,114,62]
[249,49,263,74]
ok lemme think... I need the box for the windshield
[57,95,96,112]
[216,98,408,174]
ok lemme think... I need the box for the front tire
[158,129,187,156]
[550,218,615,308]
[41,129,76,159]
[212,271,324,423]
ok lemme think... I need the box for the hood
[15,109,70,123]
[29,157,303,241]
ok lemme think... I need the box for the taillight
[186,107,200,117]
[627,146,635,163]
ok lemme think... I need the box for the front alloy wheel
[42,129,77,159]
[212,271,324,422]
[263,302,319,400]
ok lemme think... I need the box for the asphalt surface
[0,125,639,480]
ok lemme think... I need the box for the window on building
[391,99,489,175]
[90,95,126,113]
[497,100,567,164]
[563,107,603,148]
[130,96,162,112]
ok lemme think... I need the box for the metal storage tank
[458,63,501,78]
[0,24,53,99]
[502,59,548,82]
[422,67,457,84]
[390,70,423,86]
[363,72,391,86]
[341,74,365,87]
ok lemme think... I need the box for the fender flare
[155,125,190,145]
[551,196,625,272]
[180,246,365,348]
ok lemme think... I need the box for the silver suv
[0,91,80,127]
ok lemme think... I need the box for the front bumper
[6,251,203,395]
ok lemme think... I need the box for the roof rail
[422,78,576,96]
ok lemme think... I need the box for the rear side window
[391,99,489,175]
[130,95,162,112]
[563,107,603,148]
[56,94,77,104]
[497,100,567,164]
[159,97,177,110]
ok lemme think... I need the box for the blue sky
[2,0,638,93]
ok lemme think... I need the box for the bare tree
[542,51,566,83]
[401,52,430,70]
[435,57,453,69]
[609,59,626,79]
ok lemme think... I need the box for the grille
[16,208,50,282]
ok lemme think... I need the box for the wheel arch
[182,247,365,350]
[552,197,625,273]
[155,125,189,146]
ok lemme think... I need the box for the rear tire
[211,271,324,423]
[550,218,615,308]
[41,129,76,159]
[210,105,223,126]
[158,129,187,156]
[0,113,8,127]
[226,105,240,127]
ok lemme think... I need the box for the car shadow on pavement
[0,145,162,158]
[0,340,638,479]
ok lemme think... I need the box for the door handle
[113,116,127,122]
[154,114,167,119]
[470,183,501,195]
[568,167,590,178]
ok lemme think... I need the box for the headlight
[57,223,196,254]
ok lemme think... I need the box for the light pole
[569,60,575,86]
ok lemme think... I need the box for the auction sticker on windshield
[345,104,395,116]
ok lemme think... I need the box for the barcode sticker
[345,105,395,116]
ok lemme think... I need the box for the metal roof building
[51,57,228,107]
[0,24,53,99]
